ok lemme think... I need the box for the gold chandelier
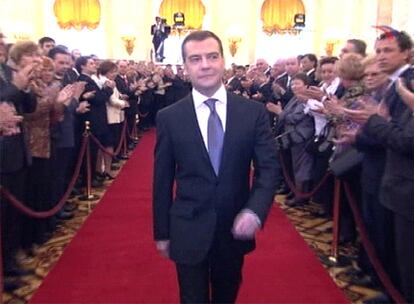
[54,0,101,31]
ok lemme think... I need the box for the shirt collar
[192,84,227,109]
[306,68,315,75]
[388,64,410,83]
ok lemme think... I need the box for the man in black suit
[153,30,280,303]
[300,53,319,86]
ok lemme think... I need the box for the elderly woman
[267,73,315,206]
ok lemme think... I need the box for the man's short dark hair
[75,56,91,74]
[302,53,318,66]
[378,30,412,52]
[236,65,246,71]
[48,46,70,60]
[181,30,223,62]
[347,39,367,57]
[38,36,55,47]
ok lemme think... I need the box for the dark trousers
[23,157,51,248]
[394,213,414,303]
[1,168,26,272]
[175,238,244,303]
[359,191,396,281]
[311,152,334,215]
[51,147,73,203]
[125,112,136,146]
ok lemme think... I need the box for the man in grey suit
[153,30,280,303]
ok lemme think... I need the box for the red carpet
[31,130,348,303]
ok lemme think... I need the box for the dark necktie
[205,98,224,175]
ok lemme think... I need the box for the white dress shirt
[305,77,341,135]
[192,85,227,151]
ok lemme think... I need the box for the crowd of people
[0,34,193,292]
[222,32,414,302]
[1,28,414,302]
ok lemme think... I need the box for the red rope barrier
[115,120,128,155]
[330,178,342,262]
[343,182,405,304]
[125,116,140,141]
[278,153,332,199]
[0,135,88,219]
[90,121,127,157]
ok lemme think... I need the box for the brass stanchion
[121,119,129,159]
[319,178,349,266]
[329,178,342,264]
[79,121,100,210]
[132,114,140,143]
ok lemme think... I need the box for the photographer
[151,17,170,62]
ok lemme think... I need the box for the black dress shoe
[104,173,115,180]
[95,172,106,181]
[285,197,309,207]
[111,164,121,171]
[56,211,74,220]
[91,179,104,188]
[286,191,295,200]
[349,273,376,287]
[363,293,391,304]
[276,185,290,195]
[4,280,22,291]
[69,187,81,198]
[4,267,34,277]
[64,203,77,212]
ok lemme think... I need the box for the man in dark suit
[153,30,280,303]
[300,53,319,86]
[115,60,138,148]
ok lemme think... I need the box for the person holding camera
[151,17,170,62]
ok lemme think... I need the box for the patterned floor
[2,163,387,304]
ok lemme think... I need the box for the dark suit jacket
[0,63,37,174]
[307,70,320,87]
[384,67,414,121]
[274,73,293,107]
[78,74,112,136]
[363,110,414,220]
[115,74,138,115]
[153,92,280,265]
